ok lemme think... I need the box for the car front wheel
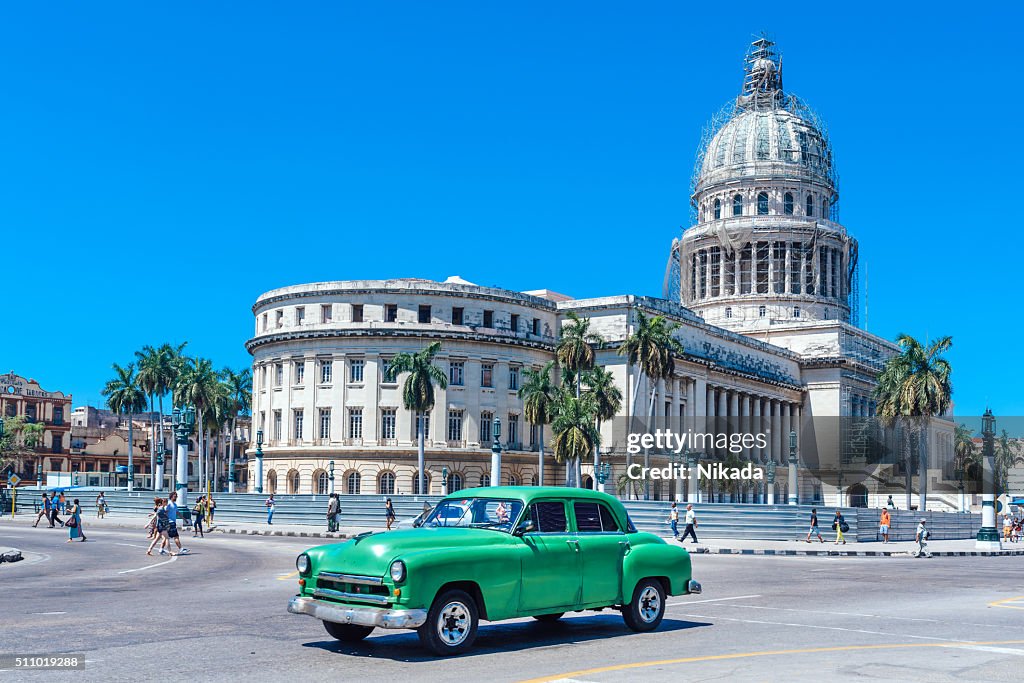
[323,620,374,642]
[622,578,666,632]
[417,589,479,655]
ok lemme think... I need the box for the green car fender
[393,544,521,619]
[621,534,693,600]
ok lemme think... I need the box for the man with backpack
[914,518,931,558]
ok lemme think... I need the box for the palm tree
[953,423,978,510]
[556,312,603,486]
[134,345,162,488]
[617,311,684,499]
[102,363,148,491]
[994,429,1020,498]
[518,361,556,486]
[389,342,448,496]
[220,367,252,493]
[551,390,601,487]
[162,342,189,485]
[584,366,622,489]
[173,357,220,492]
[874,334,953,511]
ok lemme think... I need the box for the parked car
[288,487,701,655]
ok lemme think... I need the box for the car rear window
[574,502,621,532]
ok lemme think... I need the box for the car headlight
[296,553,310,575]
[389,560,406,583]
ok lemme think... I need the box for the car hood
[308,527,512,577]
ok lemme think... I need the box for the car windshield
[422,498,524,532]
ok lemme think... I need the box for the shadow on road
[301,614,712,661]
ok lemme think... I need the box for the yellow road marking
[276,570,299,581]
[989,596,1024,611]
[518,640,1024,682]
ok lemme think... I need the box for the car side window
[531,502,568,533]
[573,502,621,533]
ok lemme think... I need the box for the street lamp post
[686,450,700,503]
[788,430,799,505]
[155,443,165,492]
[328,460,335,495]
[766,459,776,505]
[976,409,1001,550]
[255,430,264,494]
[596,462,611,494]
[173,406,195,508]
[441,466,449,496]
[490,417,502,487]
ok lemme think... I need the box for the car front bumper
[688,579,702,594]
[288,595,428,629]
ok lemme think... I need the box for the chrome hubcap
[437,600,471,646]
[638,586,662,623]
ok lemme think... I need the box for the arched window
[793,306,801,318]
[713,198,721,220]
[378,471,395,495]
[287,469,300,494]
[732,194,743,216]
[757,192,769,215]
[316,470,329,495]
[822,198,829,218]
[725,307,732,319]
[582,475,594,490]
[806,194,814,217]
[508,474,520,486]
[448,472,464,493]
[824,309,830,320]
[267,469,277,494]
[346,471,361,495]
[783,192,794,215]
[530,474,539,486]
[479,474,490,488]
[758,305,766,317]
[412,472,431,495]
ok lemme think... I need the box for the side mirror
[514,520,535,536]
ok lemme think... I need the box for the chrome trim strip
[313,588,390,605]
[318,571,383,586]
[688,579,702,595]
[288,596,427,629]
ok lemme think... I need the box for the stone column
[742,394,752,460]
[718,388,728,458]
[784,241,792,294]
[772,400,782,464]
[752,397,762,461]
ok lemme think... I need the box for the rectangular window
[413,414,431,440]
[510,313,519,332]
[805,244,816,295]
[272,411,282,441]
[756,241,770,294]
[381,408,397,440]
[483,310,494,327]
[385,304,398,322]
[349,359,365,383]
[294,361,305,385]
[381,358,395,383]
[296,306,305,325]
[348,408,363,440]
[508,413,520,446]
[418,305,431,323]
[351,304,363,323]
[740,245,752,294]
[447,409,463,442]
[320,360,333,384]
[321,304,332,323]
[293,410,304,441]
[530,423,539,448]
[481,363,494,388]
[51,433,63,453]
[772,242,786,294]
[530,501,568,533]
[532,318,540,335]
[723,250,736,296]
[709,246,721,297]
[480,411,493,443]
[451,307,464,325]
[276,310,284,328]
[508,366,520,391]
[449,361,464,386]
[789,242,802,294]
[318,409,331,439]
[274,363,283,387]
[262,313,268,331]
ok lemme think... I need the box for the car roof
[445,486,618,504]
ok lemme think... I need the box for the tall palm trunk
[417,413,426,495]
[902,426,912,511]
[228,416,237,493]
[537,424,544,487]
[148,393,156,490]
[644,381,656,500]
[917,419,927,512]
[127,411,134,492]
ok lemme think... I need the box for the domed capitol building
[246,38,955,509]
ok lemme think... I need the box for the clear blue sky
[1,2,1020,419]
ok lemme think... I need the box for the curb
[691,547,1024,557]
[218,528,354,540]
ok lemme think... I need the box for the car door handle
[566,539,580,551]
[618,540,631,555]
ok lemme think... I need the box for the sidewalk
[4,513,1023,556]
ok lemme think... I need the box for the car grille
[314,572,390,604]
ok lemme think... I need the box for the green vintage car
[287,486,701,655]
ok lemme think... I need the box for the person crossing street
[680,504,699,544]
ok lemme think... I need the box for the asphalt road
[2,522,1022,682]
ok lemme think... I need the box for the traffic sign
[8,473,21,487]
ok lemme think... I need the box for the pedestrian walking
[145,497,160,539]
[147,498,170,555]
[326,494,339,532]
[192,496,206,538]
[65,498,86,543]
[58,492,66,514]
[385,498,396,531]
[680,504,698,543]
[668,502,680,540]
[206,497,216,526]
[805,507,824,543]
[32,494,51,527]
[49,493,64,527]
[914,517,931,557]
[832,509,847,545]
[265,494,276,524]
[887,495,896,509]
[164,491,189,556]
[96,492,108,519]
[879,508,891,544]
[1004,514,1013,543]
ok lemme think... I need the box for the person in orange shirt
[879,508,891,544]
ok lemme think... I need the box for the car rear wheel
[532,613,565,623]
[622,578,666,632]
[417,589,479,655]
[322,620,374,642]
